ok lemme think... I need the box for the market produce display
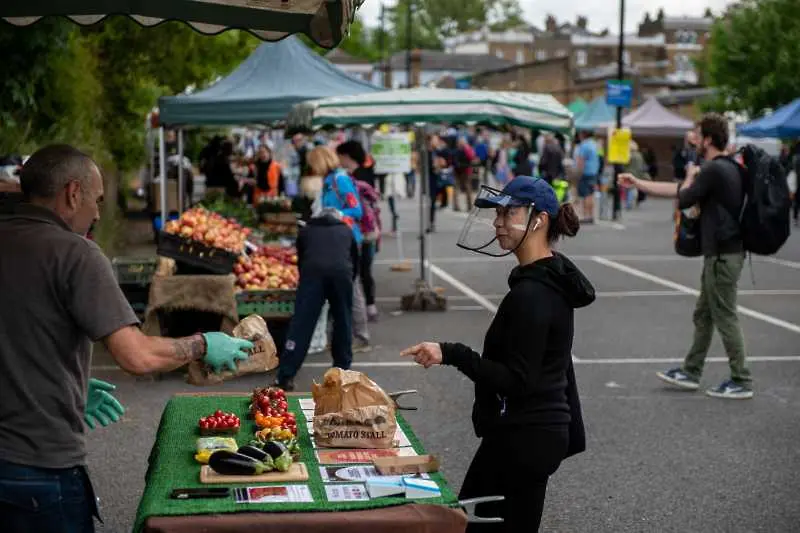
[134,394,460,533]
[201,193,258,229]
[250,387,297,435]
[234,247,298,291]
[198,410,241,435]
[164,207,250,253]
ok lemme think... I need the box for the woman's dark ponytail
[547,203,580,243]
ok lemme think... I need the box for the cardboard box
[372,454,439,476]
[150,181,180,212]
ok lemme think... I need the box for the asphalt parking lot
[89,197,800,532]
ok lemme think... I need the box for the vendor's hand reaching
[617,173,639,189]
[401,342,443,369]
[202,332,254,374]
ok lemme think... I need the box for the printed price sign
[371,133,412,174]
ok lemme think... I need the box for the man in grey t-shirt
[0,144,254,533]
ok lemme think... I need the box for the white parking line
[428,264,498,314]
[91,355,800,372]
[576,356,800,364]
[592,256,800,335]
[762,257,800,270]
[595,220,626,230]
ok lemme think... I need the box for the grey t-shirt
[0,202,139,468]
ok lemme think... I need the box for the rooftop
[386,50,512,72]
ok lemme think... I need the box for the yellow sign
[607,127,632,165]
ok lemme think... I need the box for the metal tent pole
[418,127,426,282]
[612,0,626,221]
[177,129,185,213]
[159,127,167,226]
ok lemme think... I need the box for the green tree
[703,0,800,116]
[388,0,525,51]
[489,0,527,31]
[336,17,380,61]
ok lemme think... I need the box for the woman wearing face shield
[402,176,595,532]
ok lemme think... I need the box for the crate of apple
[234,249,298,292]
[198,410,241,435]
[164,207,250,254]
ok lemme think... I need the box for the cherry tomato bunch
[198,410,240,430]
[251,387,297,438]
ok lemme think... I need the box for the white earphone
[532,219,541,232]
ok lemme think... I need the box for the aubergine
[237,445,268,462]
[262,440,288,461]
[208,450,267,476]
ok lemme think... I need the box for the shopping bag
[312,368,397,449]
[674,207,702,257]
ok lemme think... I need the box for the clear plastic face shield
[457,186,538,257]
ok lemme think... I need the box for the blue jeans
[0,460,98,533]
[578,175,598,198]
[278,274,353,382]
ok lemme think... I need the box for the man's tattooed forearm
[172,334,206,362]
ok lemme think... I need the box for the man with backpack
[618,114,759,399]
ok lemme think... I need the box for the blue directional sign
[455,77,471,90]
[606,79,633,108]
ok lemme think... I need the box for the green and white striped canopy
[288,88,574,133]
[1,0,363,48]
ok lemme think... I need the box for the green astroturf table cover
[133,395,458,532]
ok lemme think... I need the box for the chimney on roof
[410,49,422,88]
[577,16,588,30]
[545,15,557,33]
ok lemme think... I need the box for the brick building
[457,12,715,119]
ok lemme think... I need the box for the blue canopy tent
[737,98,800,139]
[158,36,383,126]
[574,97,617,131]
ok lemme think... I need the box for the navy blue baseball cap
[474,176,560,217]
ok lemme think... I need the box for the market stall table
[135,393,466,533]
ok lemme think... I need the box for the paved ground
[89,196,800,532]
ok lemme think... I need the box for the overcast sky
[357,0,736,33]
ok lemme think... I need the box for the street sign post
[606,79,633,109]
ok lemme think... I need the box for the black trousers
[459,425,569,533]
[277,274,353,382]
[360,241,376,306]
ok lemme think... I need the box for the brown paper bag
[186,314,278,386]
[312,368,397,449]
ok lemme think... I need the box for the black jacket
[296,214,359,280]
[441,253,594,456]
[677,156,744,256]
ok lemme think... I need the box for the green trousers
[683,253,751,385]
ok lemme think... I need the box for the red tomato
[214,409,223,417]
[277,400,288,411]
[208,419,218,429]
[199,420,209,429]
[285,413,295,421]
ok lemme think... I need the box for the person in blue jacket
[308,146,363,243]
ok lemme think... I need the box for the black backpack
[730,145,792,255]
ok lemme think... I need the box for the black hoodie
[296,213,360,281]
[441,253,595,454]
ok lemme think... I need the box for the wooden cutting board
[200,462,309,484]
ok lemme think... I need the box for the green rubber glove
[202,332,254,374]
[84,378,125,430]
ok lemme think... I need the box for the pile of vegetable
[201,192,259,229]
[250,387,297,438]
[194,386,302,477]
[208,443,294,475]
